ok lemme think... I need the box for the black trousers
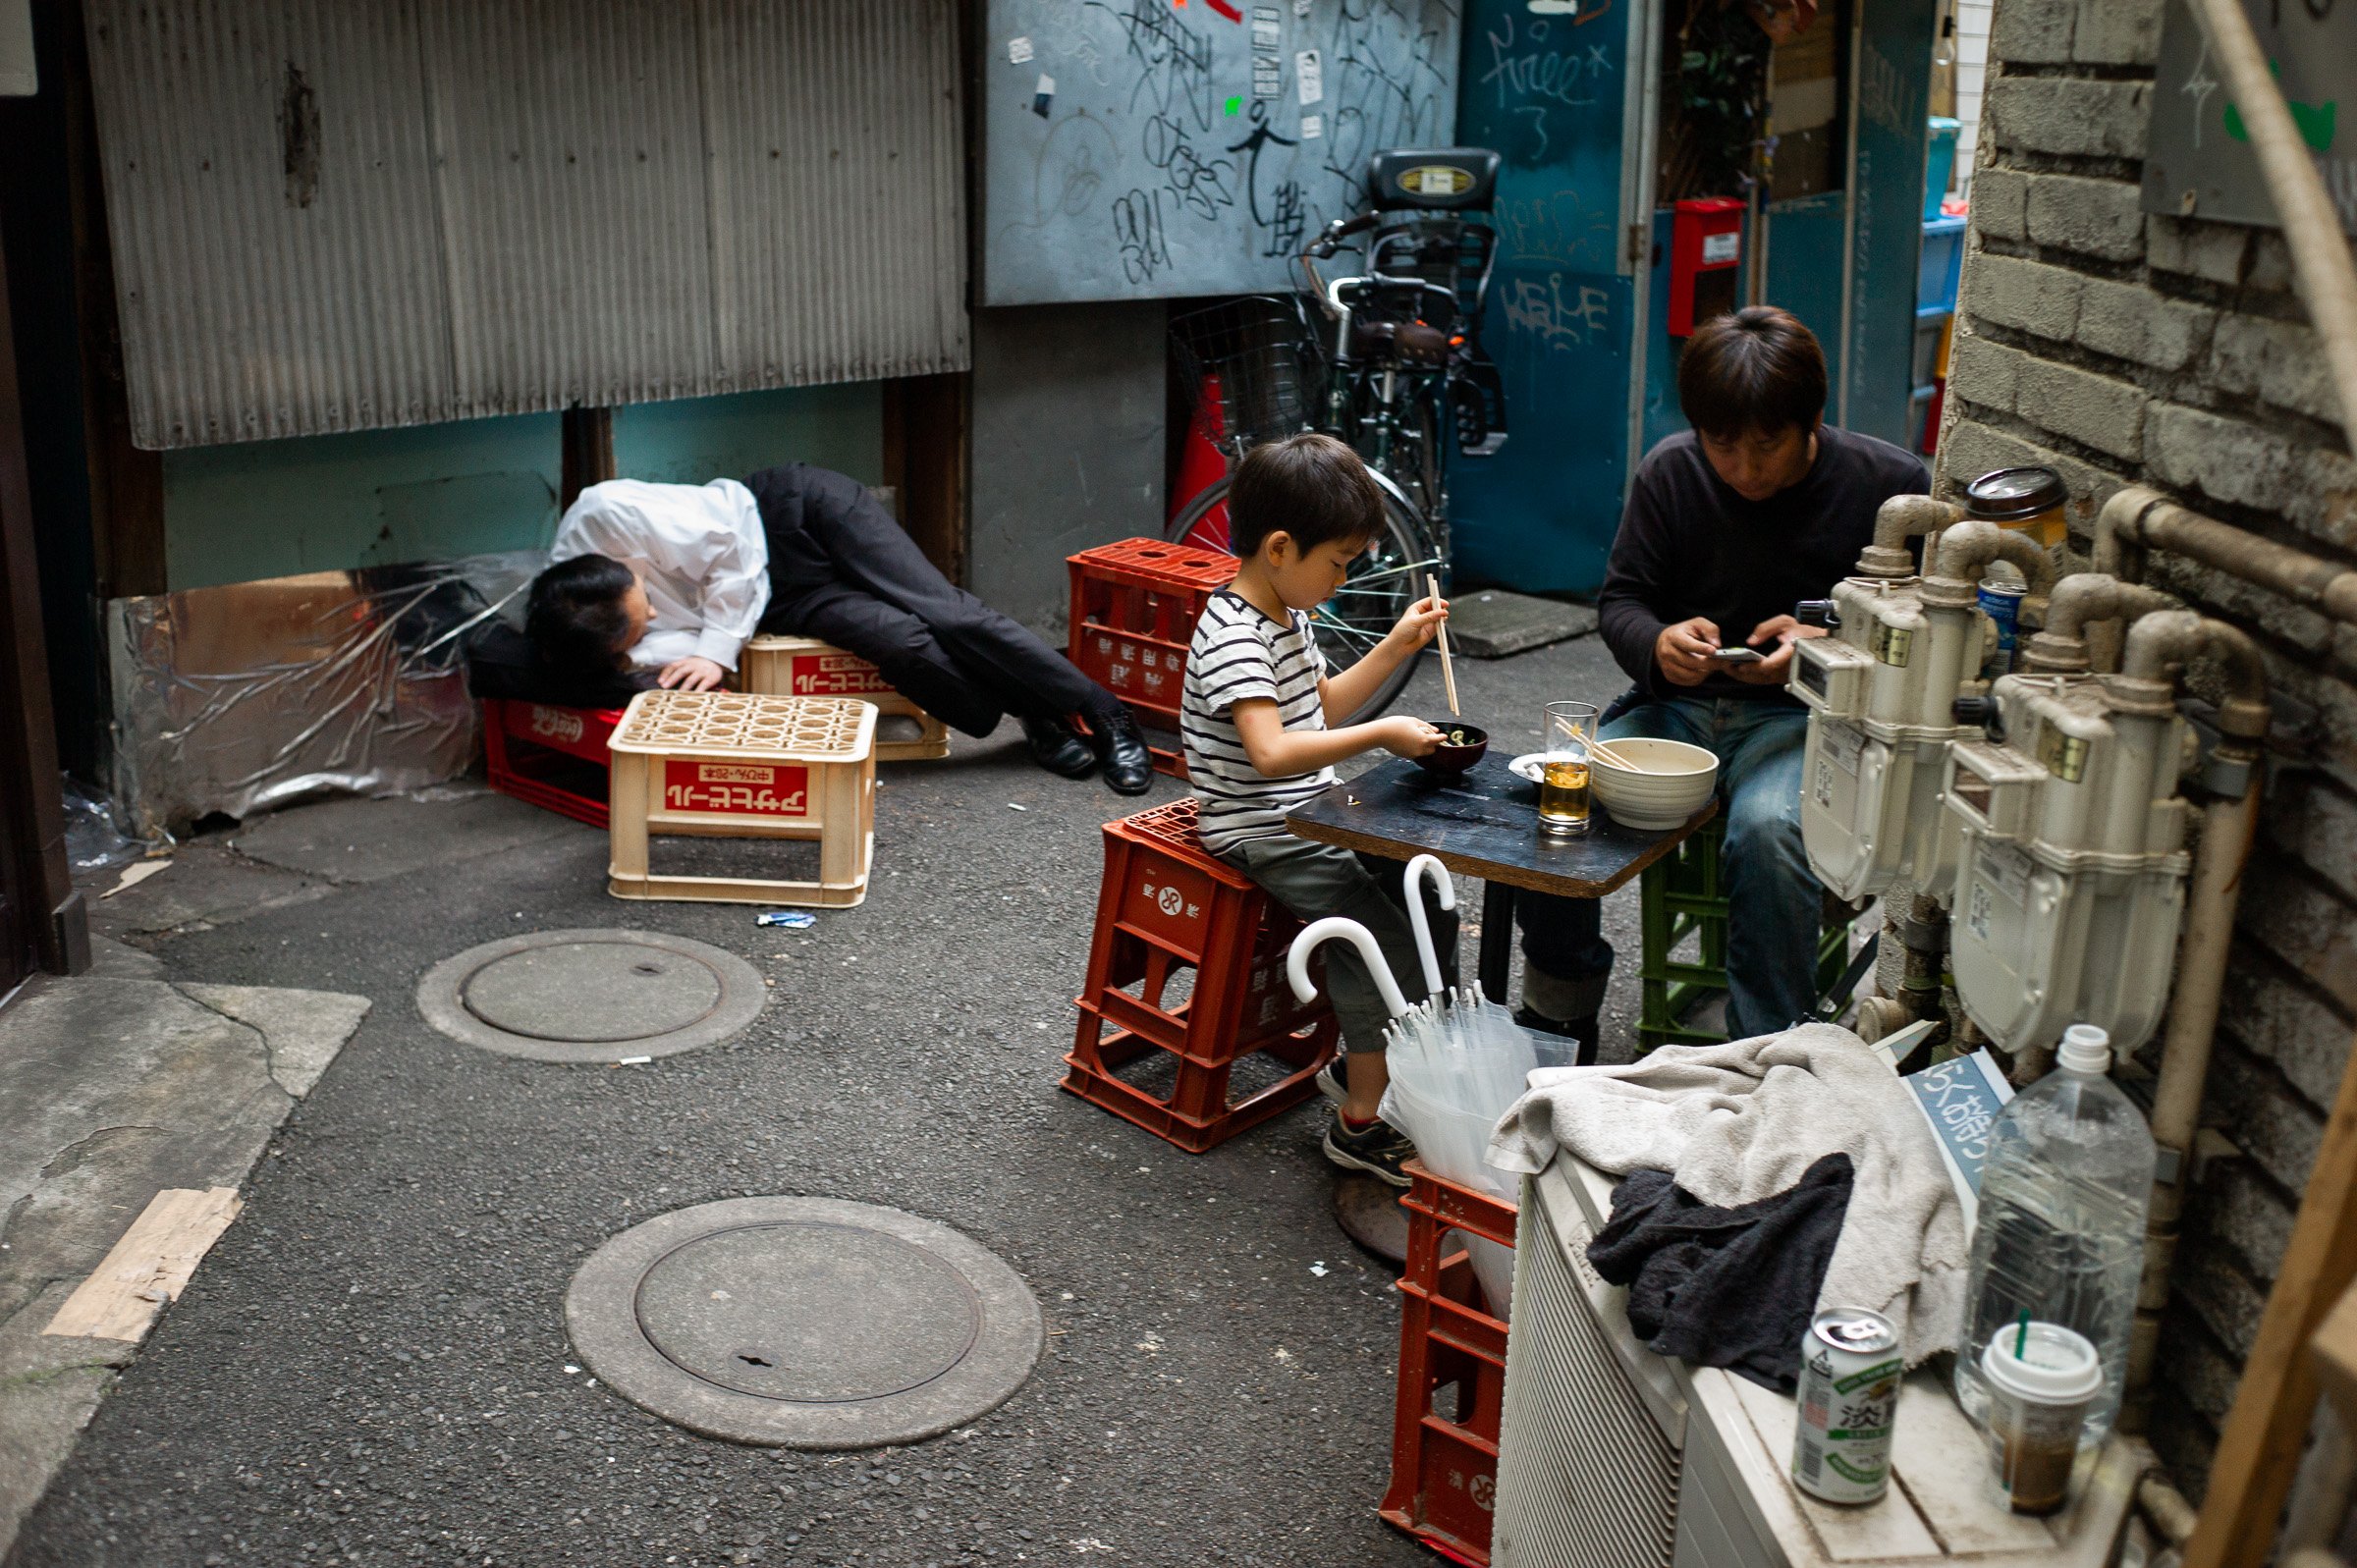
[745,464,1111,737]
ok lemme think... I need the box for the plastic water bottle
[1952,1025,2156,1445]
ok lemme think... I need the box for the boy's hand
[1377,715,1445,758]
[658,656,728,691]
[1387,594,1451,651]
[1655,618,1722,686]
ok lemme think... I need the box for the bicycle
[1166,147,1508,723]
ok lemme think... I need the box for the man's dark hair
[1677,305,1828,439]
[1226,432,1387,559]
[525,554,637,671]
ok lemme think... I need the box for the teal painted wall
[160,384,885,590]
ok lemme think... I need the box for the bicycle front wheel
[1166,473,1439,726]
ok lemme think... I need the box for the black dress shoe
[1091,707,1156,795]
[1022,715,1099,780]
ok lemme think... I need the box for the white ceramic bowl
[1589,737,1718,830]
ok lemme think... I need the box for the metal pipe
[2021,575,2182,675]
[2102,487,2357,626]
[2121,614,2270,1418]
[1920,517,2057,608]
[1859,494,1962,578]
[2188,0,2357,449]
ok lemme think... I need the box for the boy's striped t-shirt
[1182,589,1331,854]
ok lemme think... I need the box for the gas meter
[1792,517,2053,903]
[1944,674,2189,1055]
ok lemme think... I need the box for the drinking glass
[1539,701,1598,838]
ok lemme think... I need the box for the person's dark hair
[525,554,637,671]
[1677,305,1828,440]
[1226,432,1387,559]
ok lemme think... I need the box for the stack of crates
[1063,797,1337,1151]
[1379,1161,1516,1566]
[1066,538,1239,781]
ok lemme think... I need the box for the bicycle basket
[1170,295,1327,459]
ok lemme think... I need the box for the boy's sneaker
[1323,1111,1416,1187]
[1314,1055,1349,1107]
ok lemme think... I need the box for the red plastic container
[1063,797,1337,1151]
[481,699,623,829]
[1067,537,1238,647]
[1380,1162,1517,1566]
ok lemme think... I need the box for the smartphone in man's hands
[1710,647,1766,665]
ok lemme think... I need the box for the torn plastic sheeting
[107,553,543,839]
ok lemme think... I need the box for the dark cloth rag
[1585,1152,1855,1393]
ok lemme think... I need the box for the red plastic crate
[1070,621,1192,710]
[481,699,623,829]
[1380,1162,1517,1567]
[1067,537,1237,647]
[1063,798,1336,1151]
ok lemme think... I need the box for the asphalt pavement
[7,633,1637,1568]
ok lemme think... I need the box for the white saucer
[1508,751,1576,783]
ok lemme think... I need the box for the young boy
[1180,433,1453,1185]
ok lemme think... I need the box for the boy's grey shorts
[1217,835,1458,1056]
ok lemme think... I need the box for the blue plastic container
[1919,214,1967,313]
[1925,117,1961,220]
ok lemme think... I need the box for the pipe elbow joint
[1859,494,1957,578]
[2112,612,2272,735]
[2024,574,2183,674]
[1921,519,2056,609]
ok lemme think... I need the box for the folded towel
[1489,1022,1966,1365]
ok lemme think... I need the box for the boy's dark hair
[525,554,637,671]
[1226,433,1386,559]
[1677,306,1828,440]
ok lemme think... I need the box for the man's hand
[657,656,728,692]
[1386,594,1450,651]
[1376,715,1445,758]
[1654,618,1722,686]
[1727,614,1826,684]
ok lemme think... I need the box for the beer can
[1977,578,2028,678]
[1791,1307,1902,1504]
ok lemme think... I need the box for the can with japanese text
[1977,578,2028,679]
[1792,1307,1903,1504]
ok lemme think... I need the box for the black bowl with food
[1412,721,1489,778]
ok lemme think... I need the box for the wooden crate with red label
[605,691,876,907]
[740,635,950,762]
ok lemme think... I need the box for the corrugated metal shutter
[83,0,967,449]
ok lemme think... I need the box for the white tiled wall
[1953,0,1994,194]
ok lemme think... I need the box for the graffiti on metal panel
[1501,271,1613,352]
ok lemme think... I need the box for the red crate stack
[1380,1162,1517,1567]
[481,699,624,829]
[1063,797,1338,1152]
[1067,538,1238,783]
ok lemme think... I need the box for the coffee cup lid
[1981,1322,2104,1403]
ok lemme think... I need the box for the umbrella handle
[1402,854,1455,1002]
[1286,917,1411,1019]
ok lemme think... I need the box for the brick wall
[1941,0,2357,1495]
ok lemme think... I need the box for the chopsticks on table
[1587,736,1639,770]
[1427,572,1459,718]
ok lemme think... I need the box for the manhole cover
[416,929,764,1062]
[568,1198,1041,1448]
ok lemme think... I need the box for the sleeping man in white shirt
[524,465,1154,793]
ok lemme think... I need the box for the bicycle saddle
[1350,318,1453,365]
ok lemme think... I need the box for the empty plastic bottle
[1952,1024,2156,1446]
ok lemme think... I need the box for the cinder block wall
[1942,0,2357,1495]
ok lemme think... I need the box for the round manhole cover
[416,929,764,1062]
[568,1198,1041,1448]
[635,1224,980,1401]
[463,941,723,1043]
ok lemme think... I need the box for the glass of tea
[1539,702,1599,837]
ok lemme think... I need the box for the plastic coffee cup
[1980,1323,2102,1515]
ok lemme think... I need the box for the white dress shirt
[549,479,771,672]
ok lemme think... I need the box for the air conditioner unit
[1490,1158,2145,1568]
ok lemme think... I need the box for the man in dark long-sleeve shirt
[1521,307,1928,1051]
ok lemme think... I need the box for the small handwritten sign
[1901,1050,2013,1227]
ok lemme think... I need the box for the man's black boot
[1091,707,1156,796]
[1022,715,1099,780]
[1514,1006,1601,1066]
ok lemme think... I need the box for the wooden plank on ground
[40,1186,244,1342]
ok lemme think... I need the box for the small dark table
[1285,754,1718,1003]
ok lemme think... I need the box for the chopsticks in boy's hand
[1427,572,1459,718]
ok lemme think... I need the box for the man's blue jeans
[1516,695,1824,1041]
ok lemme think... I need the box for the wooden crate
[740,635,950,762]
[606,691,876,908]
